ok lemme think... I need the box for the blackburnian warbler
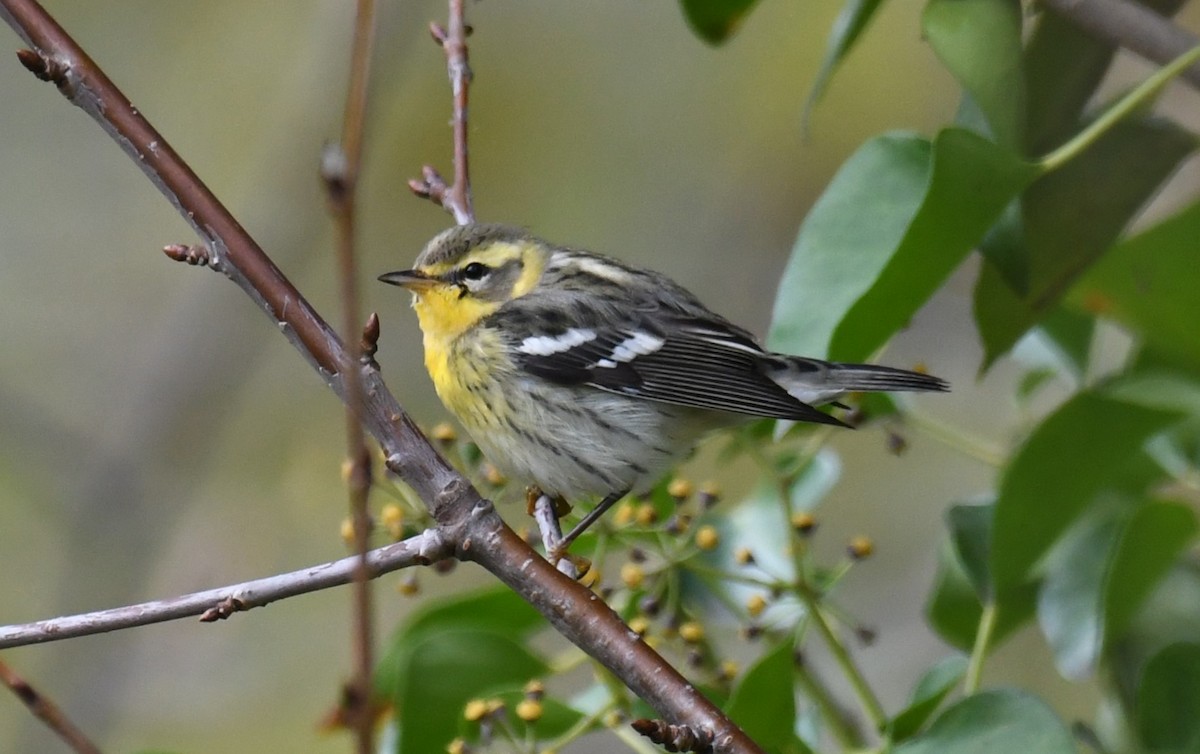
[380,224,947,547]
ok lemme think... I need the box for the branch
[1041,0,1200,91]
[0,2,762,751]
[408,0,475,223]
[0,658,102,754]
[320,1,378,750]
[0,531,451,649]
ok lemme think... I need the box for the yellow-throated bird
[380,224,948,549]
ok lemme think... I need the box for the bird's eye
[461,262,488,281]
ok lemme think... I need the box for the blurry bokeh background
[1,1,1197,752]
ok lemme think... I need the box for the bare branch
[410,0,475,223]
[0,658,102,754]
[1041,0,1200,91]
[321,2,379,750]
[0,2,762,750]
[0,531,452,649]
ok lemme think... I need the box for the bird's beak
[378,269,438,290]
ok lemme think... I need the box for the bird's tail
[762,355,949,407]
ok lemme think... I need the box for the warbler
[380,223,948,545]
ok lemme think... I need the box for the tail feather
[827,362,950,393]
[763,355,949,407]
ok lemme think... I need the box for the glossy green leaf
[947,503,993,600]
[974,117,1197,368]
[770,130,1035,362]
[375,587,545,698]
[679,0,761,44]
[1022,14,1113,153]
[803,0,887,123]
[769,133,930,358]
[923,0,1024,149]
[1034,307,1095,380]
[1037,500,1127,680]
[1136,643,1200,752]
[726,640,798,750]
[1072,200,1200,373]
[830,129,1036,361]
[1106,501,1198,640]
[893,689,1075,754]
[394,629,547,754]
[926,535,1035,652]
[990,391,1180,591]
[889,655,969,741]
[1023,0,1187,151]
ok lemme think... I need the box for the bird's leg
[552,489,629,560]
[528,488,579,577]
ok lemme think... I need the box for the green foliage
[375,588,549,754]
[725,641,804,752]
[1136,643,1200,752]
[802,0,887,123]
[893,690,1075,754]
[888,656,968,741]
[678,0,763,44]
[381,3,1200,753]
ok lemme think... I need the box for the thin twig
[1040,0,1200,91]
[0,531,452,649]
[320,1,378,751]
[0,3,762,750]
[408,0,475,223]
[0,658,103,754]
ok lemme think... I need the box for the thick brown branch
[0,2,761,750]
[0,531,452,649]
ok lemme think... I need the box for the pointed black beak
[378,269,437,290]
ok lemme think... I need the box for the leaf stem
[795,584,888,732]
[904,408,1006,468]
[964,601,997,694]
[1039,44,1200,173]
[793,654,862,748]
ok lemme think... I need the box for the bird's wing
[492,298,847,427]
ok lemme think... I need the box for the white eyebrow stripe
[519,328,597,356]
[608,332,665,362]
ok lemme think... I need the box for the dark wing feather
[500,299,846,427]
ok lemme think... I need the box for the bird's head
[379,223,551,340]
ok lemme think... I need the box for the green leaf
[1023,0,1188,153]
[893,689,1075,754]
[974,117,1197,368]
[1072,200,1200,373]
[923,0,1024,149]
[1136,643,1200,752]
[889,656,969,742]
[1037,499,1128,680]
[726,640,798,749]
[394,629,548,754]
[928,506,1037,651]
[678,0,761,45]
[1106,501,1198,640]
[947,503,994,600]
[802,0,887,124]
[990,391,1180,592]
[770,130,1035,362]
[375,587,545,698]
[1034,307,1095,381]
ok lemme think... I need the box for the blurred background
[0,1,1197,752]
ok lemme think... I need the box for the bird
[379,223,948,552]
